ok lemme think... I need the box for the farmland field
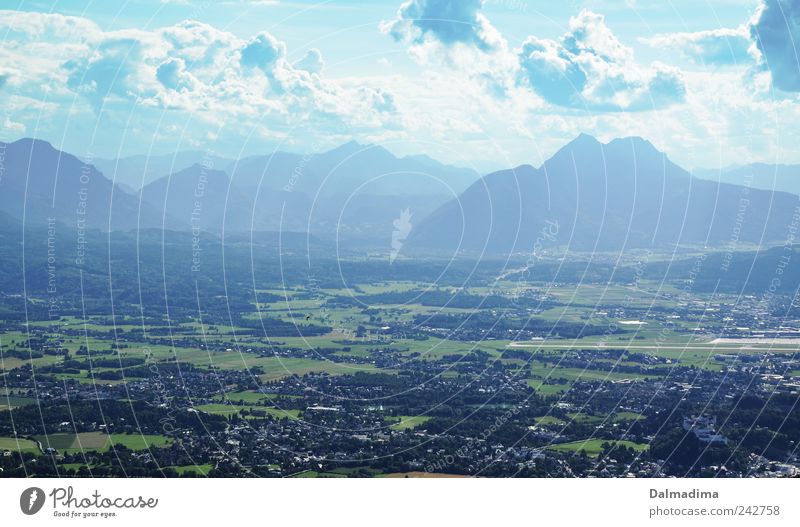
[547,439,649,457]
[0,437,40,454]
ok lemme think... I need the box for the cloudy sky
[1,0,798,171]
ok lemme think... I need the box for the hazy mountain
[230,141,479,197]
[225,141,480,238]
[694,164,800,197]
[0,138,167,230]
[230,151,309,194]
[92,151,234,191]
[139,164,252,231]
[8,138,480,237]
[409,134,800,254]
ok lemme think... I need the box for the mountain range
[0,138,167,231]
[3,135,799,255]
[0,138,478,238]
[409,134,800,253]
[694,164,800,197]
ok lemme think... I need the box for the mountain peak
[572,133,601,146]
[8,137,58,153]
[325,140,367,157]
[556,133,602,153]
[553,134,667,165]
[607,135,660,153]
[549,133,603,161]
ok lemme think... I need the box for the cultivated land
[3,259,800,477]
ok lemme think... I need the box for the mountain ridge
[408,134,800,254]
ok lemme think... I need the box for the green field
[213,391,281,403]
[0,436,39,453]
[547,439,649,457]
[566,413,605,424]
[613,411,645,422]
[34,431,171,453]
[196,403,301,420]
[531,364,651,383]
[288,470,347,478]
[386,415,432,431]
[36,431,109,453]
[533,415,566,426]
[168,464,214,476]
[109,433,172,450]
[0,395,37,411]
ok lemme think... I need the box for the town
[3,249,800,478]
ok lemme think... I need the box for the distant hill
[0,138,168,231]
[229,142,479,239]
[409,134,800,254]
[138,164,252,231]
[92,151,234,192]
[694,164,800,197]
[229,141,479,198]
[2,137,479,240]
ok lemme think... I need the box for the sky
[0,0,798,171]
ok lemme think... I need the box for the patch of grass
[60,463,94,472]
[548,439,649,458]
[386,415,431,431]
[0,395,37,411]
[108,433,172,450]
[168,464,214,476]
[288,470,346,478]
[213,391,277,403]
[327,466,382,476]
[531,364,650,382]
[0,436,39,453]
[566,413,605,424]
[35,431,109,453]
[613,411,644,422]
[195,403,254,417]
[533,415,566,426]
[260,408,301,420]
[196,403,301,420]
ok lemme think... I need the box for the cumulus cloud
[1,117,26,136]
[156,57,198,91]
[517,10,686,111]
[0,10,99,40]
[750,0,800,92]
[381,0,503,52]
[65,35,157,110]
[294,49,324,74]
[641,27,753,65]
[381,0,517,104]
[240,32,286,71]
[0,10,398,145]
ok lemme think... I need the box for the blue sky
[1,0,797,171]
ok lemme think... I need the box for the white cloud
[641,27,753,65]
[240,32,286,71]
[1,117,26,139]
[0,11,397,147]
[517,10,686,111]
[293,49,324,74]
[381,0,503,52]
[750,0,800,92]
